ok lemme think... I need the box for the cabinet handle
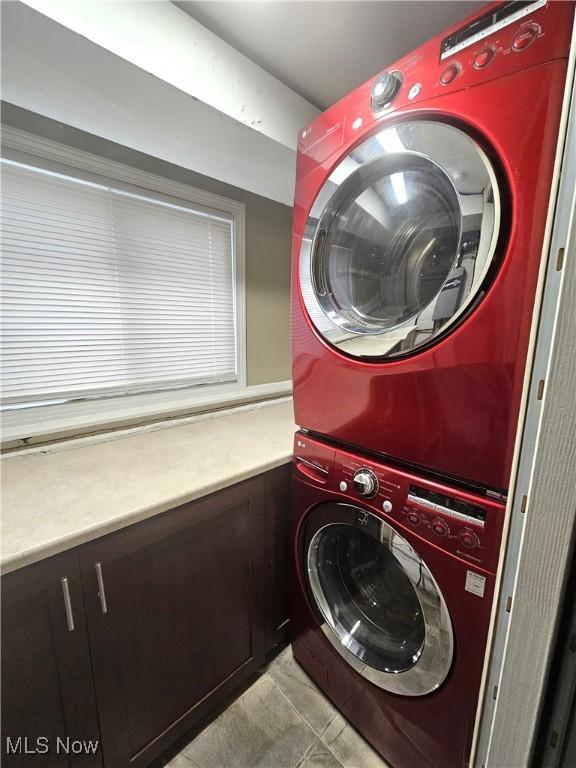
[61,577,75,632]
[95,562,108,614]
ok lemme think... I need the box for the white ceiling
[175,1,484,109]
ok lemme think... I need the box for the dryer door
[299,121,501,359]
[303,503,453,696]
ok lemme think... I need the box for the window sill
[1,380,292,451]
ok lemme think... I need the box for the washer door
[304,503,453,696]
[299,121,501,359]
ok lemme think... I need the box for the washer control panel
[293,433,505,573]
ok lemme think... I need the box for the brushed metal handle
[95,562,108,614]
[61,577,75,632]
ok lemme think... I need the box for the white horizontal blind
[1,159,237,407]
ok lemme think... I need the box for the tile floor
[160,645,389,768]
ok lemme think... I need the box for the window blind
[1,159,237,407]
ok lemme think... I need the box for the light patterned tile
[267,646,338,735]
[164,753,200,767]
[321,713,389,768]
[181,674,316,768]
[297,740,344,768]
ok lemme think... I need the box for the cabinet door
[80,478,267,768]
[1,552,102,768]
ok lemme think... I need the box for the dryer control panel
[293,432,505,573]
[297,0,573,176]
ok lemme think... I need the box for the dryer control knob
[353,469,378,498]
[371,71,402,111]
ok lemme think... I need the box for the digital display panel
[440,0,545,60]
[408,485,486,522]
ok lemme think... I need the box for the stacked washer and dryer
[289,2,575,767]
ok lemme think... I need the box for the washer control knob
[339,481,348,492]
[382,500,393,514]
[432,520,449,537]
[459,529,480,548]
[407,511,421,526]
[371,71,403,111]
[353,469,378,498]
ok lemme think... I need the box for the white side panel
[474,33,576,767]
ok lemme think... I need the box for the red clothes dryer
[291,0,574,493]
[290,433,506,768]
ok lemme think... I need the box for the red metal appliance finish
[291,433,506,768]
[291,0,574,492]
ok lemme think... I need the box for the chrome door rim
[306,508,454,696]
[299,120,502,359]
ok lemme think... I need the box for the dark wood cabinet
[1,552,102,768]
[1,466,291,768]
[80,478,268,767]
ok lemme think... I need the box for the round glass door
[299,121,502,359]
[304,504,453,696]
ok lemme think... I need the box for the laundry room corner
[1,2,575,768]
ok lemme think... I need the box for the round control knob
[440,62,461,86]
[371,71,403,111]
[512,23,539,52]
[459,529,480,548]
[473,46,496,69]
[382,500,393,514]
[432,520,449,537]
[353,469,378,498]
[407,511,421,526]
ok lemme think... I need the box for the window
[1,139,244,411]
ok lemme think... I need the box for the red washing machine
[291,0,574,494]
[290,433,506,768]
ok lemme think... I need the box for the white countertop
[1,401,295,574]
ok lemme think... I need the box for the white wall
[1,2,318,204]
[18,0,318,151]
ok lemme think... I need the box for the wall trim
[1,381,293,452]
[473,23,576,767]
[1,125,246,218]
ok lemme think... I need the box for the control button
[371,71,403,111]
[382,500,393,513]
[407,511,421,526]
[353,469,378,498]
[473,46,496,69]
[432,520,449,537]
[512,23,539,52]
[339,481,348,492]
[459,529,480,548]
[408,83,422,100]
[440,62,461,86]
